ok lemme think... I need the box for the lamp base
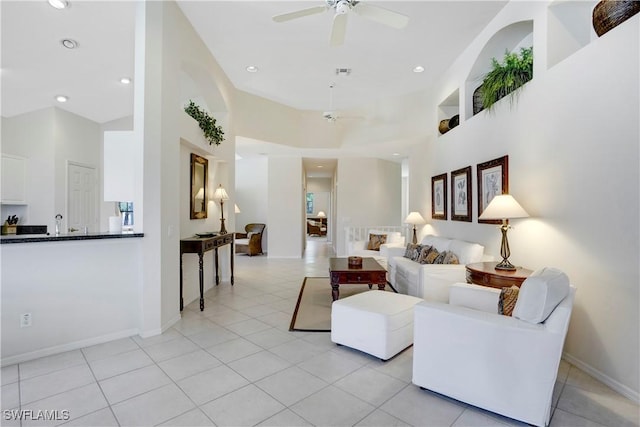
[219,218,227,235]
[495,259,517,271]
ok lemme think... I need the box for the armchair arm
[386,246,407,259]
[235,232,248,239]
[449,282,501,313]
[379,242,406,258]
[417,264,467,302]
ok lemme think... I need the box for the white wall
[336,158,402,255]
[408,5,639,399]
[1,239,141,364]
[235,156,269,252]
[1,108,111,233]
[267,157,303,257]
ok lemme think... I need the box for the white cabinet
[1,154,27,205]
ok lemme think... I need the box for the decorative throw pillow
[498,285,520,316]
[441,251,460,265]
[425,248,441,264]
[417,246,435,264]
[403,243,422,260]
[367,233,387,251]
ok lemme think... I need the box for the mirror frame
[190,153,208,219]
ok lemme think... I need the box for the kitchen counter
[0,231,144,244]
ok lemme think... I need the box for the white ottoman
[331,290,423,360]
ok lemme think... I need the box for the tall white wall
[336,158,402,255]
[408,5,639,399]
[235,156,269,252]
[267,157,303,258]
[1,108,111,232]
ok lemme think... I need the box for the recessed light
[317,165,323,168]
[413,65,425,73]
[61,39,78,49]
[120,77,131,84]
[48,0,69,9]
[392,153,400,156]
[246,66,258,73]
[55,95,68,103]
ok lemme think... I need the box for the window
[119,202,134,229]
[306,193,314,214]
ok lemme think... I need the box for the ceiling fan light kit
[272,0,409,47]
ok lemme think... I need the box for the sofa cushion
[449,240,485,264]
[513,268,570,324]
[434,251,460,265]
[367,233,387,251]
[420,235,452,252]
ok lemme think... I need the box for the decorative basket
[438,119,450,135]
[473,85,485,115]
[448,114,460,129]
[348,256,363,267]
[593,0,640,37]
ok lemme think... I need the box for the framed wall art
[431,173,448,220]
[451,166,472,222]
[477,155,509,224]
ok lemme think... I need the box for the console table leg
[199,254,204,311]
[214,248,220,286]
[179,254,184,311]
[230,242,235,286]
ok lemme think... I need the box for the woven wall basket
[439,119,450,134]
[473,85,485,115]
[593,0,640,37]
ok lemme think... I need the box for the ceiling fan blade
[272,6,327,23]
[353,3,409,29]
[330,13,348,47]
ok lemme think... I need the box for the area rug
[289,277,393,332]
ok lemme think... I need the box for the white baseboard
[0,328,139,367]
[138,313,181,338]
[563,351,639,404]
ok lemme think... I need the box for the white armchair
[412,268,575,427]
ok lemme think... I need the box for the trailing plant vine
[184,100,225,146]
[481,46,533,111]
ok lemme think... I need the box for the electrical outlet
[20,313,32,328]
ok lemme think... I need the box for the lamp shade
[213,184,229,201]
[234,204,241,214]
[317,211,326,218]
[478,194,529,220]
[405,211,426,225]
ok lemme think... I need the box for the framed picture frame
[431,173,448,220]
[451,166,472,222]
[477,155,509,224]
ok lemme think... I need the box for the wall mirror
[190,153,208,219]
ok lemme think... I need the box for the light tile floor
[1,239,638,426]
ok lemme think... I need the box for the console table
[465,262,533,289]
[180,233,234,311]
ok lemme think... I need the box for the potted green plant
[184,100,225,146]
[480,46,533,111]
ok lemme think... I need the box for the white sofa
[346,228,406,270]
[412,269,575,426]
[387,235,488,302]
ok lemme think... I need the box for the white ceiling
[1,0,507,174]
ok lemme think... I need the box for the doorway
[67,162,98,233]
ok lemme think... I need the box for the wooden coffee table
[329,257,387,301]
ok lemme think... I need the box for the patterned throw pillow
[425,248,441,264]
[367,233,387,251]
[432,250,460,264]
[417,246,436,264]
[403,243,422,260]
[498,285,520,316]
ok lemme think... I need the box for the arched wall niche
[180,60,229,132]
[464,20,534,120]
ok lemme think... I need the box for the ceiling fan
[322,83,365,123]
[272,0,409,47]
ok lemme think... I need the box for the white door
[67,163,98,233]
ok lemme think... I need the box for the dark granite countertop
[0,232,144,244]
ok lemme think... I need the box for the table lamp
[478,194,529,271]
[317,211,326,218]
[213,184,229,234]
[405,212,426,244]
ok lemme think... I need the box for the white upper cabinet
[1,154,27,205]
